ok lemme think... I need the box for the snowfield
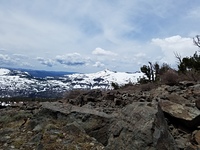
[0,68,10,75]
[67,69,144,88]
[0,68,145,98]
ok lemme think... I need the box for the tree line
[140,35,200,84]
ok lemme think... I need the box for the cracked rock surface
[1,82,200,149]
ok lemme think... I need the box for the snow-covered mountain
[0,68,144,98]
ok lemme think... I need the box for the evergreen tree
[178,51,200,73]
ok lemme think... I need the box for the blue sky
[0,0,200,73]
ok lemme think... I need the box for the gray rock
[165,93,188,105]
[107,102,177,150]
[29,133,43,143]
[41,102,112,146]
[32,125,43,132]
[192,84,200,96]
[159,100,200,125]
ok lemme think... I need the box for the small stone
[90,142,94,146]
[50,135,57,139]
[10,145,15,149]
[33,125,43,132]
[56,138,62,142]
[5,136,11,139]
[27,131,32,134]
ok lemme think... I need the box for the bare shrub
[160,69,179,86]
[119,81,159,92]
[140,82,158,91]
[180,70,200,82]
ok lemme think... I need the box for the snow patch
[0,68,10,75]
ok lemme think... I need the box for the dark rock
[104,91,118,100]
[29,133,43,143]
[41,102,112,146]
[107,102,177,150]
[195,100,200,110]
[159,100,200,128]
[153,105,177,150]
[63,122,85,135]
[179,81,196,87]
[2,81,200,149]
[114,98,124,106]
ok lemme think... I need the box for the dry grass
[63,89,86,100]
[178,71,200,82]
[160,70,179,86]
[118,82,159,93]
[140,82,159,91]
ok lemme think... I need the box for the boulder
[159,100,200,128]
[41,101,177,149]
[165,93,188,105]
[42,102,113,146]
[107,102,177,150]
[42,102,114,118]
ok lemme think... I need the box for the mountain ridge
[3,67,76,78]
[0,68,144,98]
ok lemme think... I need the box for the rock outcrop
[107,102,177,150]
[0,82,200,149]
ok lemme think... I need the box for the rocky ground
[0,81,200,150]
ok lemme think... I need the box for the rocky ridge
[0,81,200,149]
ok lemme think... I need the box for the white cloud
[134,52,146,58]
[92,47,117,56]
[13,53,27,57]
[55,53,88,66]
[0,1,200,72]
[36,57,55,67]
[0,54,15,65]
[0,53,34,68]
[151,35,198,66]
[93,61,105,68]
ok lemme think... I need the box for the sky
[0,0,200,73]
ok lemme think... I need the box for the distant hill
[6,68,76,78]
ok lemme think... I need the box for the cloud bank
[55,53,88,66]
[0,0,200,72]
[152,35,198,66]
